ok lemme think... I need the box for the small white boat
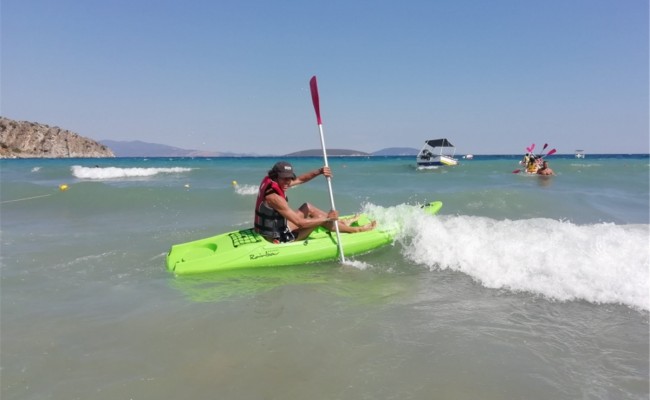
[416,138,459,167]
[575,150,585,158]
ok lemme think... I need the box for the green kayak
[166,201,443,275]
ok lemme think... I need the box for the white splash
[71,165,192,179]
[359,203,649,311]
[233,184,258,196]
[342,259,373,271]
[401,214,649,311]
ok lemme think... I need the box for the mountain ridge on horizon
[100,139,420,157]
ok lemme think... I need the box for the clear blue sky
[2,0,648,155]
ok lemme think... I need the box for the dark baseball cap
[270,161,296,179]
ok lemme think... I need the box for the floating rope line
[1,194,52,204]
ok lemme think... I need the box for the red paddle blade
[309,76,322,125]
[512,169,521,174]
[545,149,557,157]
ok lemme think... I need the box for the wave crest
[71,165,192,179]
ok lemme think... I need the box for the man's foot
[354,221,377,232]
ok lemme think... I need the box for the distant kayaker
[526,155,540,173]
[254,161,376,243]
[537,160,555,176]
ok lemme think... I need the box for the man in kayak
[254,161,376,243]
[537,160,555,176]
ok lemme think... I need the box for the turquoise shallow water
[1,155,649,399]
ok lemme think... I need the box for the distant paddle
[539,143,548,155]
[536,143,549,157]
[309,75,345,263]
[541,148,557,158]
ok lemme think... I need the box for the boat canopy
[424,139,455,148]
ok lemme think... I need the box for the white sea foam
[71,165,192,179]
[233,183,258,196]
[343,259,372,271]
[365,203,650,311]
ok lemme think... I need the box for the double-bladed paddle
[309,76,345,263]
[541,148,556,158]
[538,143,548,156]
[526,143,535,153]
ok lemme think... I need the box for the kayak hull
[166,201,442,275]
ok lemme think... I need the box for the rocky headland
[0,117,114,158]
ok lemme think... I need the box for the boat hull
[417,155,459,167]
[166,202,443,275]
[416,138,459,167]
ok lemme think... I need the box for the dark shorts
[262,227,298,244]
[279,228,297,243]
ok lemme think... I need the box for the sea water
[1,155,648,400]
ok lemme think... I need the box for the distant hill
[372,147,419,156]
[0,117,429,158]
[100,140,419,157]
[285,148,420,156]
[101,140,214,157]
[1,117,114,158]
[100,140,264,157]
[285,149,371,157]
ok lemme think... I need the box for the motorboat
[575,150,585,158]
[416,138,459,167]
